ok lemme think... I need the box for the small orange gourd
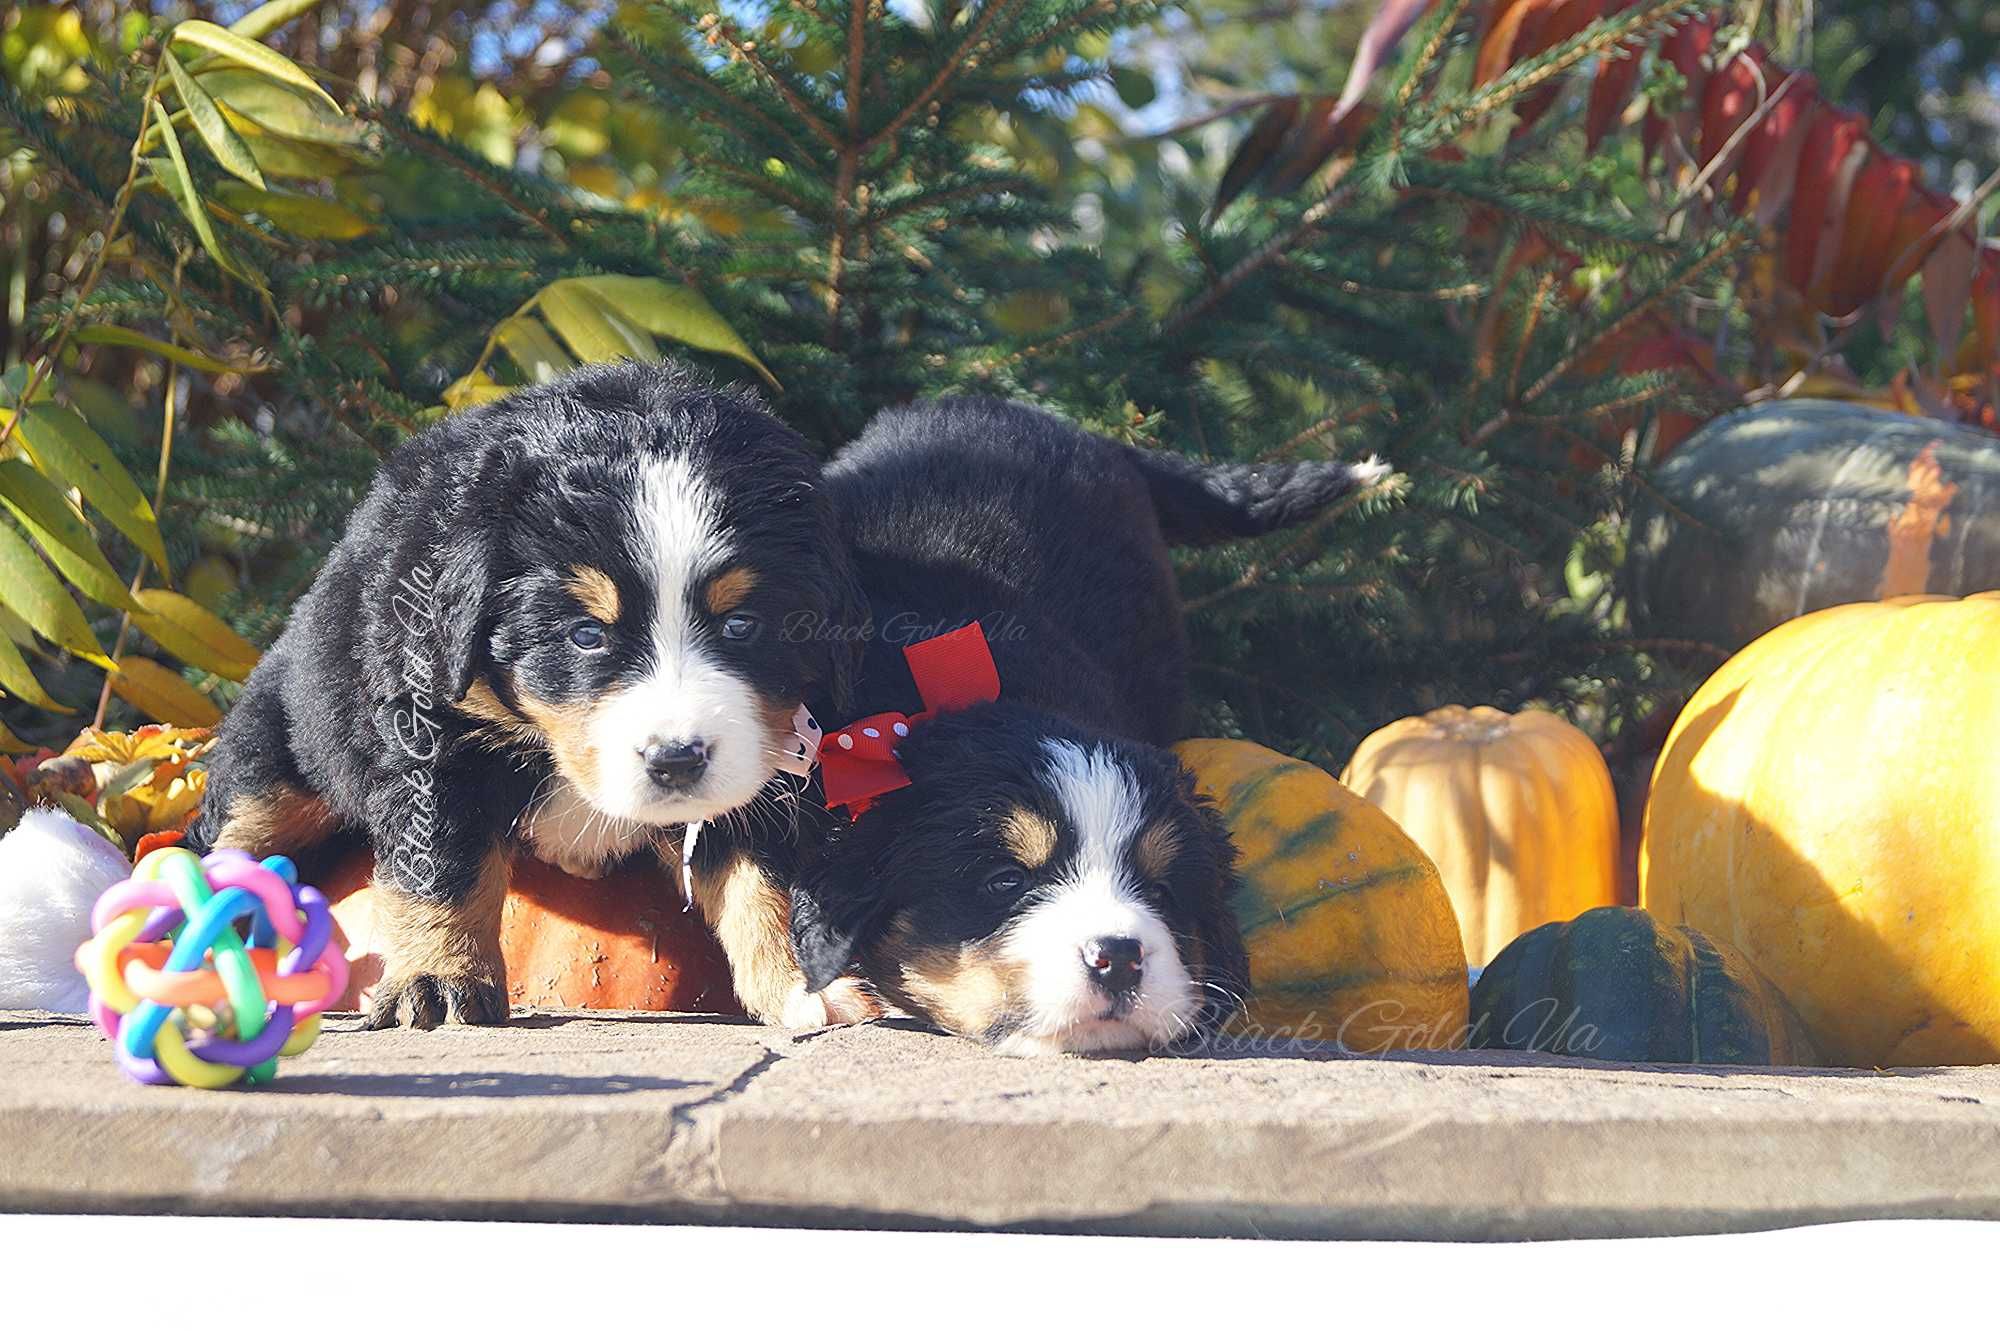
[1341,706,1620,966]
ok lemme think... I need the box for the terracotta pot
[320,847,741,1016]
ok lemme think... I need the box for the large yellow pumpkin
[1340,705,1621,966]
[1177,739,1468,1051]
[1641,593,2000,1068]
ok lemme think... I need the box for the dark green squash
[1469,907,1819,1066]
[1627,401,2000,651]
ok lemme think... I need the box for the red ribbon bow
[820,623,1000,816]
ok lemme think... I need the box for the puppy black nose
[642,740,708,786]
[1082,936,1143,994]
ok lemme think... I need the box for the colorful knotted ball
[74,846,348,1088]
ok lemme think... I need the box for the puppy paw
[777,977,883,1029]
[778,983,832,1029]
[365,968,508,1030]
[821,975,885,1025]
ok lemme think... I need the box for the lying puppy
[190,361,865,1029]
[790,399,1386,1054]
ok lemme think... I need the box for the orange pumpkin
[1340,705,1621,966]
[322,848,741,1015]
[1641,593,2000,1067]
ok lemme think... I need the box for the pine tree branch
[0,55,167,457]
[365,110,569,245]
[604,27,827,168]
[1161,157,1356,340]
[698,13,845,154]
[862,0,1028,153]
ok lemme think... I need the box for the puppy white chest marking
[520,778,654,877]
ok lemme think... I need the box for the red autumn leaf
[1475,0,1561,87]
[1661,15,1717,121]
[1509,0,1608,136]
[1570,313,1733,464]
[1212,96,1302,218]
[1923,226,1979,364]
[1879,186,1955,293]
[1641,110,1667,167]
[1827,153,1915,317]
[1974,247,2000,370]
[1698,47,1767,172]
[1786,108,1869,297]
[1331,0,1439,124]
[1265,100,1381,195]
[1731,71,1819,222]
[1587,46,1644,150]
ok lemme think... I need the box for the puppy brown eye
[568,623,607,651]
[984,867,1028,896]
[720,612,761,642]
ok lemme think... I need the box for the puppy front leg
[365,840,512,1029]
[694,852,879,1028]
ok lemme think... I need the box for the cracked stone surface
[4,1010,1999,1239]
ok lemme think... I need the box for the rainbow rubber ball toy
[74,846,348,1089]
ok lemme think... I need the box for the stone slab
[4,1011,1997,1240]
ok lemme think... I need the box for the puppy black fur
[190,361,864,1028]
[789,399,1383,1052]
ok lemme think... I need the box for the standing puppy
[790,400,1387,1054]
[190,361,864,1029]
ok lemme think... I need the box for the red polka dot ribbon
[820,623,1000,816]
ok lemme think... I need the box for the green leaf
[202,71,362,147]
[0,627,71,714]
[495,317,576,384]
[228,0,325,42]
[538,281,655,364]
[0,459,141,611]
[4,404,170,574]
[442,371,513,412]
[167,19,340,112]
[0,362,51,408]
[70,325,265,375]
[567,276,777,386]
[211,180,375,239]
[108,655,223,727]
[0,519,110,666]
[163,49,266,188]
[148,105,255,288]
[53,793,126,850]
[130,588,261,682]
[0,598,32,647]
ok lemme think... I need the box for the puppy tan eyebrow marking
[566,565,621,622]
[1135,820,1182,881]
[1000,805,1060,870]
[703,565,759,615]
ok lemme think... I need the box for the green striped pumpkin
[1470,907,1819,1066]
[1628,401,2000,650]
[1176,739,1469,1051]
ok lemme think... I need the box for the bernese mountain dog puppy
[790,399,1387,1055]
[189,361,867,1030]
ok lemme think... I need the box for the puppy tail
[1127,448,1392,547]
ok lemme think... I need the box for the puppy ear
[425,445,517,702]
[1184,773,1253,1033]
[805,484,869,713]
[790,817,891,993]
[823,551,869,714]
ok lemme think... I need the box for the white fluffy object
[0,808,131,1012]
